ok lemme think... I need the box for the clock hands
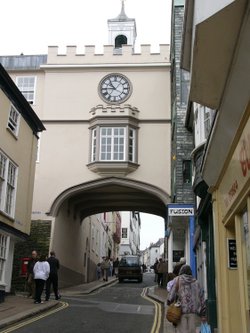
[100,74,131,103]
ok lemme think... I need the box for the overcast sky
[140,213,164,250]
[1,0,169,249]
[0,0,171,56]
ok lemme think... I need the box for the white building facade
[0,3,171,287]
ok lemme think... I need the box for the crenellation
[103,45,116,56]
[45,44,170,66]
[140,44,151,54]
[89,104,140,119]
[120,44,133,56]
[84,45,95,56]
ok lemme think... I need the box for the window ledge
[87,161,139,176]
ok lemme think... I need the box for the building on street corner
[181,0,250,332]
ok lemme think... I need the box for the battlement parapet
[46,44,170,65]
[89,104,140,124]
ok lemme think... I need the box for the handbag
[166,278,181,325]
[166,301,182,324]
[199,323,211,333]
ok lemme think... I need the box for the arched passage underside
[48,177,171,220]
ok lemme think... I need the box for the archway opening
[48,177,170,286]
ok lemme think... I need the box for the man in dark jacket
[45,251,60,301]
[27,250,38,298]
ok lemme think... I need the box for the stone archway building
[0,4,171,286]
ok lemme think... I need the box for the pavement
[0,277,175,333]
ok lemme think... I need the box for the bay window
[90,126,136,163]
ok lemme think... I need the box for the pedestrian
[33,254,50,304]
[113,257,119,277]
[45,251,60,301]
[166,272,176,292]
[96,263,102,280]
[153,258,159,282]
[157,258,164,286]
[26,250,38,298]
[161,259,168,288]
[101,257,110,281]
[173,257,186,276]
[109,258,113,276]
[167,264,206,332]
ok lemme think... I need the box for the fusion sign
[168,207,194,216]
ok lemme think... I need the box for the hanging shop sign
[168,204,194,216]
[227,238,237,269]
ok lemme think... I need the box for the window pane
[128,128,135,162]
[99,127,126,161]
[8,106,20,135]
[16,76,35,104]
[0,154,6,178]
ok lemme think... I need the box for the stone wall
[171,4,195,204]
[11,220,51,292]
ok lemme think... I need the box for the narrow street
[2,273,165,333]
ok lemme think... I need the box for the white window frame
[194,104,216,145]
[16,76,36,104]
[7,105,20,136]
[90,126,136,163]
[0,151,18,218]
[0,233,9,284]
[100,127,125,161]
[91,128,97,162]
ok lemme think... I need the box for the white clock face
[99,74,132,104]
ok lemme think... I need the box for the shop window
[0,234,8,283]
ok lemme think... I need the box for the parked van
[118,255,143,283]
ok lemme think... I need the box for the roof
[149,238,164,248]
[0,54,47,70]
[108,0,135,23]
[0,63,45,134]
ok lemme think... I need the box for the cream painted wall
[0,89,38,235]
[41,67,170,120]
[30,62,170,216]
[32,120,170,215]
[52,200,85,275]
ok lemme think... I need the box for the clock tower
[107,0,137,51]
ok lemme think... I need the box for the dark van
[118,255,143,283]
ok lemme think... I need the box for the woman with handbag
[167,264,206,333]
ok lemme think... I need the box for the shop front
[213,109,250,333]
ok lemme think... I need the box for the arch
[115,35,128,48]
[48,177,171,219]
